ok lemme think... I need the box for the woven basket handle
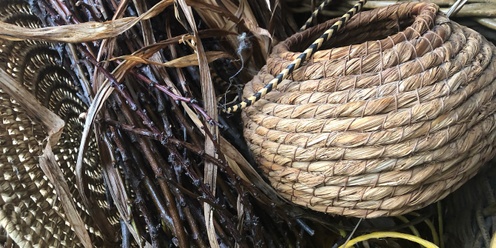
[223,0,368,113]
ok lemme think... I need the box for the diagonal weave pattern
[242,2,496,218]
[0,0,118,246]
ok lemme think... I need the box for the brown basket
[242,2,496,218]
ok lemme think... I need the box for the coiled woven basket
[0,0,118,246]
[242,2,496,218]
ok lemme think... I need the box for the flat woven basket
[242,2,496,218]
[0,0,119,246]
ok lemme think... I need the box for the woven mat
[0,0,119,246]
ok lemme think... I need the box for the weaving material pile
[242,2,496,217]
[2,0,496,246]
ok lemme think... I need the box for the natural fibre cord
[0,0,118,246]
[242,2,496,218]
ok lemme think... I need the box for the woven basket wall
[242,2,496,218]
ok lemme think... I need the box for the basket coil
[242,2,496,217]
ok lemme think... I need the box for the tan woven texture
[0,0,119,246]
[242,2,496,218]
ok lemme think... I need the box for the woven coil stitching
[242,2,496,218]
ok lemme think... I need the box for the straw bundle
[242,2,496,218]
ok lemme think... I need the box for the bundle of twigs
[0,0,316,247]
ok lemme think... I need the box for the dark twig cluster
[27,0,316,247]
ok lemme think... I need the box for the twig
[103,118,224,166]
[132,70,222,127]
[109,125,175,236]
[111,92,189,246]
[110,126,168,247]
